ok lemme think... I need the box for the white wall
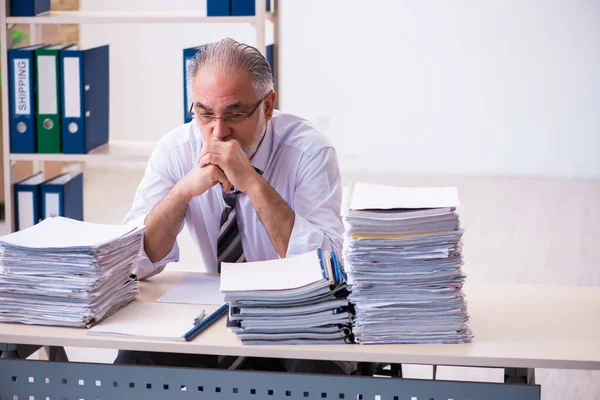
[81,0,600,178]
[80,0,258,144]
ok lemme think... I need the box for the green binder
[35,44,76,153]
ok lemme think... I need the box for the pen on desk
[184,303,229,342]
[193,310,206,325]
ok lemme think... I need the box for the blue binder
[60,45,109,154]
[183,45,204,123]
[9,0,50,16]
[8,44,47,154]
[13,172,45,231]
[231,0,271,16]
[41,172,84,221]
[207,0,231,16]
[266,43,275,85]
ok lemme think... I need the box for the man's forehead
[195,67,253,92]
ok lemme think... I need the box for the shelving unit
[0,0,279,232]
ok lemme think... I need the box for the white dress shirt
[123,112,344,280]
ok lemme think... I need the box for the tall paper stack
[343,182,473,344]
[0,217,145,328]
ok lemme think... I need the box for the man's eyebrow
[194,102,212,111]
[194,101,251,112]
[223,102,249,110]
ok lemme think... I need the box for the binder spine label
[17,191,34,230]
[37,55,58,114]
[13,59,30,115]
[44,193,61,219]
[63,57,81,118]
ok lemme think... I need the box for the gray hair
[186,38,274,98]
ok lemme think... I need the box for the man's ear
[264,91,277,121]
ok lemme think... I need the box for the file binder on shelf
[40,172,84,221]
[36,44,77,154]
[8,44,47,154]
[9,0,50,17]
[207,0,231,16]
[60,45,110,154]
[231,0,271,15]
[13,172,44,231]
[266,43,275,83]
[183,45,203,124]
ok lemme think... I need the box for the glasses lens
[225,114,247,124]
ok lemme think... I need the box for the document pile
[343,182,473,344]
[221,249,352,345]
[0,217,145,328]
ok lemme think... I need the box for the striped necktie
[217,189,244,273]
[216,168,263,273]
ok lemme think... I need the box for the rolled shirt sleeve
[122,142,183,280]
[286,147,344,257]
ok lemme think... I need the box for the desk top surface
[1,271,599,370]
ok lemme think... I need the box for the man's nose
[212,118,231,140]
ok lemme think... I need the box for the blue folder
[60,45,109,154]
[9,0,50,16]
[13,172,45,231]
[183,45,204,123]
[231,0,271,16]
[8,44,48,154]
[40,172,84,221]
[266,43,275,84]
[207,0,231,16]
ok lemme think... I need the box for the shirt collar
[250,120,273,173]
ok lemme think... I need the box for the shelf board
[9,141,156,162]
[6,11,272,25]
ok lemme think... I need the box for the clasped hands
[176,139,261,201]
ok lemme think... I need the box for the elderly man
[116,38,355,374]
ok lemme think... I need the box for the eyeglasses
[189,93,269,125]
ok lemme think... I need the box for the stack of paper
[0,217,145,328]
[220,250,352,345]
[343,182,474,344]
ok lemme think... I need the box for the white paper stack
[0,217,145,328]
[220,250,353,345]
[343,182,473,344]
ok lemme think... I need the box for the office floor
[6,165,600,400]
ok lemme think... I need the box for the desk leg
[0,344,69,362]
[1,344,39,360]
[390,363,403,377]
[43,346,69,362]
[505,367,536,385]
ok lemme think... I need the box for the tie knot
[221,167,263,208]
[222,190,238,208]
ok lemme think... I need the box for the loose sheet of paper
[349,182,460,210]
[220,251,324,292]
[157,275,224,305]
[87,301,204,341]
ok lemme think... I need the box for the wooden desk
[1,271,599,400]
